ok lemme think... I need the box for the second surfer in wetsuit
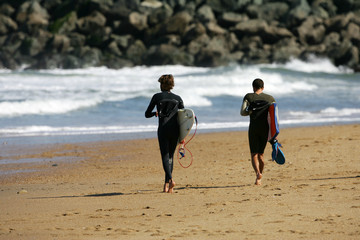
[145,74,184,193]
[241,78,275,185]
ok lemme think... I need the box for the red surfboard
[267,103,285,165]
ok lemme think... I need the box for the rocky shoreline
[0,0,359,71]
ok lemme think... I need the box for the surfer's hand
[155,111,158,117]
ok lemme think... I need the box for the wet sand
[0,124,359,239]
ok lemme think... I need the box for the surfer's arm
[240,99,250,116]
[145,97,157,118]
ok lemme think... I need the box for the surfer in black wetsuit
[145,74,184,193]
[241,78,275,185]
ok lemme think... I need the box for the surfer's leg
[258,153,265,174]
[167,129,179,193]
[251,153,262,185]
[158,130,173,186]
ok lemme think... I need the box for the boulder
[206,0,250,13]
[272,38,303,63]
[3,32,26,54]
[0,4,15,17]
[325,12,354,33]
[48,11,77,34]
[0,51,19,69]
[165,11,193,35]
[186,34,210,55]
[76,11,107,34]
[106,40,123,57]
[297,16,326,45]
[79,47,103,67]
[195,35,232,67]
[218,12,248,28]
[68,32,86,48]
[146,3,173,26]
[50,34,71,53]
[196,4,216,23]
[183,22,206,44]
[285,0,311,27]
[206,22,227,36]
[145,44,194,66]
[16,1,50,34]
[0,14,18,35]
[246,2,289,22]
[20,31,50,56]
[110,34,134,50]
[129,11,148,31]
[126,39,147,65]
[231,19,268,39]
[343,22,360,45]
[311,0,337,17]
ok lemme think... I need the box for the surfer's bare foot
[163,183,169,192]
[255,173,262,185]
[168,180,175,193]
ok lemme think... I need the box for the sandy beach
[0,124,359,239]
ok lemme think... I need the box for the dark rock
[164,11,193,35]
[49,34,71,53]
[272,37,303,63]
[325,12,355,33]
[126,40,146,65]
[196,5,215,23]
[16,1,50,34]
[128,11,148,31]
[62,54,82,69]
[218,12,249,28]
[48,11,77,34]
[206,22,227,36]
[285,0,311,28]
[79,47,102,67]
[68,32,86,48]
[0,51,19,69]
[0,4,15,17]
[3,32,26,54]
[146,2,173,27]
[104,56,134,69]
[0,0,359,71]
[297,16,326,45]
[76,11,106,34]
[206,0,250,13]
[0,14,18,35]
[186,34,211,55]
[231,19,268,39]
[344,22,360,45]
[110,34,133,50]
[246,2,289,22]
[183,22,207,44]
[145,44,194,66]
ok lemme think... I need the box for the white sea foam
[0,99,100,117]
[0,63,320,116]
[0,58,359,139]
[269,55,353,74]
[289,108,360,119]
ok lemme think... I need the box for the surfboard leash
[177,116,198,168]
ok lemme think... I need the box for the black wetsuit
[242,93,275,154]
[145,91,184,183]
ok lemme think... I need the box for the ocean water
[0,56,359,146]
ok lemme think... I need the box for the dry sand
[0,124,359,239]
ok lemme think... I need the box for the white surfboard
[178,108,195,143]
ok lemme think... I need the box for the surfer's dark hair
[252,78,264,90]
[158,74,174,91]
